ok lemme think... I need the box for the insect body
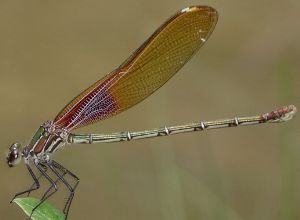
[6,5,296,219]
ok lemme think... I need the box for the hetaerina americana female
[6,5,296,219]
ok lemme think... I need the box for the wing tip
[181,5,218,19]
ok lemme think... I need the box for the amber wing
[54,6,218,130]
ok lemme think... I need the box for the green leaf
[13,197,65,220]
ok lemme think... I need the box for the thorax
[25,121,69,160]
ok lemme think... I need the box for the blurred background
[0,0,299,219]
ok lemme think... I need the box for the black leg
[49,160,79,219]
[26,173,42,197]
[26,165,48,197]
[39,164,67,201]
[11,160,79,219]
[29,163,58,219]
[10,163,40,203]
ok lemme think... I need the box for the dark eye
[7,143,22,167]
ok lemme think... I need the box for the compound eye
[7,143,22,167]
[9,143,20,151]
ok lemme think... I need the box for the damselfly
[6,5,296,219]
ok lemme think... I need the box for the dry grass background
[0,0,299,219]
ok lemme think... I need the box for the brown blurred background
[0,1,299,220]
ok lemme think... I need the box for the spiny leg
[49,160,79,218]
[26,165,48,197]
[29,163,58,219]
[39,165,67,201]
[53,160,79,215]
[10,163,40,202]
